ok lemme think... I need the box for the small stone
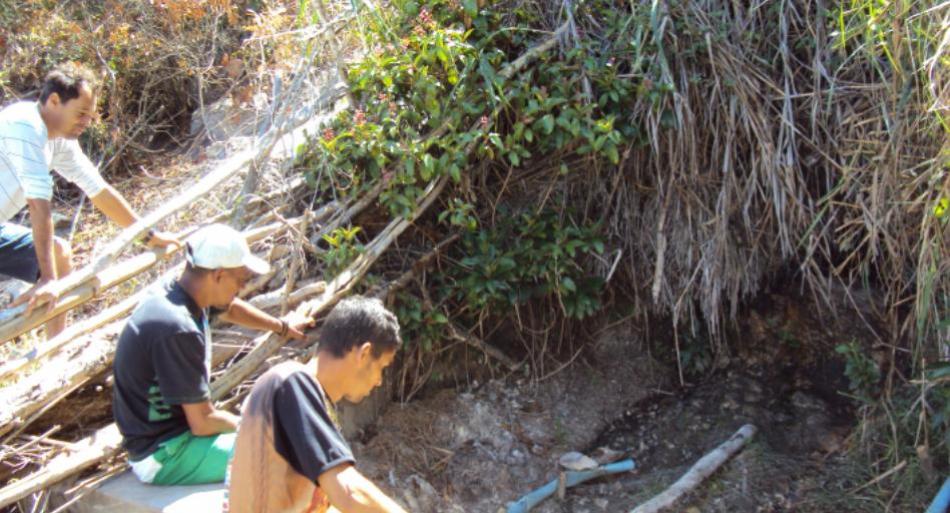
[594,498,609,509]
[559,452,599,471]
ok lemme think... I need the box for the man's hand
[281,311,315,341]
[146,230,181,251]
[9,277,61,316]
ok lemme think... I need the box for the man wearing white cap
[112,224,312,486]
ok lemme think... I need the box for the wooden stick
[370,233,460,301]
[629,424,757,513]
[0,217,301,373]
[0,177,447,507]
[58,148,260,297]
[249,279,327,311]
[0,221,305,436]
[447,322,520,370]
[0,424,122,508]
[212,176,448,399]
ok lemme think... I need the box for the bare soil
[349,286,884,513]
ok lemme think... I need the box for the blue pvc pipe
[926,477,950,513]
[506,459,636,513]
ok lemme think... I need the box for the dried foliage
[0,0,311,175]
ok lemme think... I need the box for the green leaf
[561,276,577,293]
[540,114,555,134]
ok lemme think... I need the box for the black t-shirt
[228,361,355,513]
[112,280,212,460]
[272,368,354,482]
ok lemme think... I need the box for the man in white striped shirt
[1,63,178,338]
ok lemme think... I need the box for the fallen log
[628,424,758,513]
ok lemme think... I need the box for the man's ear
[46,92,61,109]
[358,341,374,363]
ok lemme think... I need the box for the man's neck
[312,356,343,404]
[37,102,59,139]
[177,274,211,310]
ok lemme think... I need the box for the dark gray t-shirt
[228,361,355,513]
[112,280,211,460]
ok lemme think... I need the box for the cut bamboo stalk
[212,176,448,399]
[628,424,757,513]
[0,176,447,507]
[0,221,305,436]
[370,233,460,301]
[0,217,302,364]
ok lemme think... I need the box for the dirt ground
[348,287,886,513]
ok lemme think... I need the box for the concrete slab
[71,471,225,513]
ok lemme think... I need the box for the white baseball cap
[185,224,271,274]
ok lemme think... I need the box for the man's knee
[52,237,72,269]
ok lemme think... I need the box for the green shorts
[130,431,236,486]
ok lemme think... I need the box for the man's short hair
[39,63,98,104]
[318,296,401,359]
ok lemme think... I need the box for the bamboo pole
[212,176,448,399]
[0,177,447,508]
[0,215,302,352]
[0,220,303,436]
[628,424,758,513]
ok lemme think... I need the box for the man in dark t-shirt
[228,296,407,513]
[113,223,313,486]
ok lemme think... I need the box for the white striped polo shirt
[0,101,107,223]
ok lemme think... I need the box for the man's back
[113,281,211,460]
[228,360,353,513]
[0,101,48,222]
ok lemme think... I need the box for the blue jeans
[0,223,39,283]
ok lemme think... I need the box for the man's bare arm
[318,464,409,513]
[181,401,240,437]
[89,186,179,249]
[9,199,59,313]
[220,298,312,340]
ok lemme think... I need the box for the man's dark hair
[319,296,401,359]
[183,260,214,278]
[39,63,98,104]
